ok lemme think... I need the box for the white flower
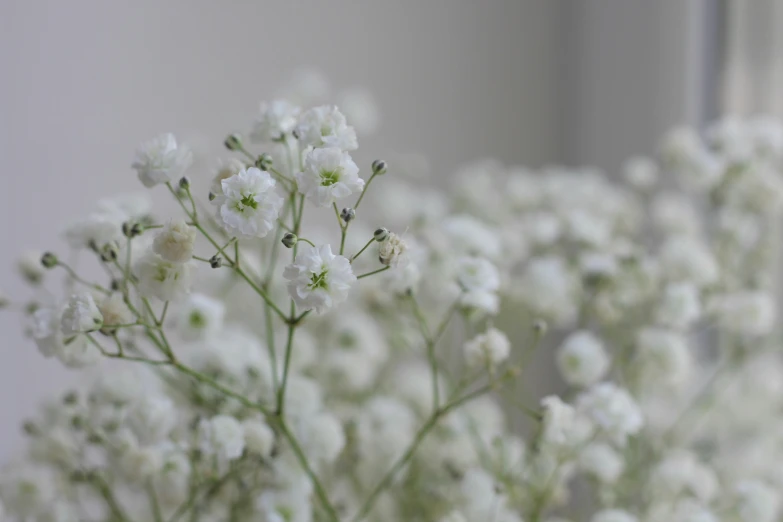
[540,395,593,451]
[624,156,658,190]
[656,282,701,329]
[659,236,719,287]
[60,293,103,335]
[98,293,134,329]
[733,480,780,522]
[636,327,692,386]
[556,330,610,387]
[648,450,719,503]
[120,445,163,482]
[296,412,346,464]
[198,415,245,463]
[31,306,100,367]
[577,383,643,446]
[250,100,301,142]
[283,244,356,314]
[64,212,123,249]
[295,147,363,207]
[127,395,177,444]
[591,509,637,522]
[177,293,224,341]
[579,443,624,483]
[135,250,196,301]
[152,219,196,263]
[213,167,284,238]
[455,256,500,315]
[441,214,502,259]
[132,133,192,188]
[464,327,511,368]
[210,158,246,196]
[243,419,275,458]
[516,256,579,326]
[17,251,45,284]
[378,233,409,267]
[707,291,777,337]
[295,105,358,150]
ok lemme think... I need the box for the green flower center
[319,169,341,187]
[189,311,205,329]
[238,194,258,210]
[308,269,329,290]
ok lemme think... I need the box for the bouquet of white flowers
[3,73,783,522]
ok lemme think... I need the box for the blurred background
[0,0,775,455]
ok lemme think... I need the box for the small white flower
[127,395,177,444]
[210,158,246,196]
[707,291,777,337]
[624,156,659,190]
[577,382,643,446]
[283,244,356,314]
[31,306,100,367]
[150,219,196,263]
[64,212,123,250]
[540,395,593,450]
[98,293,134,329]
[455,256,500,315]
[250,100,301,142]
[636,327,692,386]
[464,327,511,368]
[295,147,364,207]
[659,236,719,287]
[177,293,224,341]
[656,282,701,329]
[733,479,780,522]
[60,293,103,335]
[120,445,163,483]
[242,419,275,458]
[213,167,284,238]
[378,233,409,267]
[132,133,192,188]
[556,330,610,388]
[296,412,346,464]
[295,105,358,151]
[17,251,45,284]
[135,250,196,301]
[579,443,624,483]
[199,415,245,463]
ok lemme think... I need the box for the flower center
[319,169,342,187]
[308,269,329,290]
[238,194,258,211]
[189,311,205,329]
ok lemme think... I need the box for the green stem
[56,262,110,295]
[353,172,378,210]
[357,266,390,279]
[350,237,375,263]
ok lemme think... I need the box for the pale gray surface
[0,0,706,456]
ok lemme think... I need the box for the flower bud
[533,319,548,336]
[208,191,217,202]
[374,228,389,242]
[224,134,243,151]
[282,233,298,249]
[255,152,274,171]
[100,243,119,263]
[122,221,144,238]
[18,252,45,285]
[179,176,191,190]
[340,207,356,223]
[371,159,388,175]
[41,252,58,269]
[209,255,223,269]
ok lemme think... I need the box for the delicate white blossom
[250,100,301,142]
[295,147,363,207]
[556,330,610,387]
[283,244,356,313]
[60,292,103,335]
[213,167,284,238]
[132,133,192,187]
[464,327,511,368]
[135,250,196,301]
[295,105,358,150]
[153,219,196,263]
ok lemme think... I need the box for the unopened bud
[63,391,78,405]
[254,152,273,171]
[533,319,548,336]
[282,233,298,249]
[41,252,58,269]
[122,221,144,238]
[100,243,119,263]
[224,134,243,151]
[179,176,191,190]
[371,159,387,175]
[208,191,217,202]
[209,255,223,269]
[374,228,389,242]
[340,207,356,223]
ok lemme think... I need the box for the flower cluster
[3,70,783,522]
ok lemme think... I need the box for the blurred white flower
[132,133,192,188]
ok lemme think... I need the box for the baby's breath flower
[212,167,284,238]
[295,147,364,207]
[295,105,358,151]
[463,327,511,368]
[378,232,408,267]
[98,293,134,333]
[60,292,103,336]
[135,250,196,301]
[132,133,192,188]
[152,219,196,263]
[250,100,301,142]
[177,293,224,341]
[283,244,356,314]
[556,330,610,388]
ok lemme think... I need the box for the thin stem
[149,483,164,522]
[351,372,515,522]
[357,266,390,279]
[55,262,110,295]
[297,237,316,247]
[90,473,128,521]
[350,237,375,263]
[276,308,297,415]
[158,301,170,326]
[353,172,378,210]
